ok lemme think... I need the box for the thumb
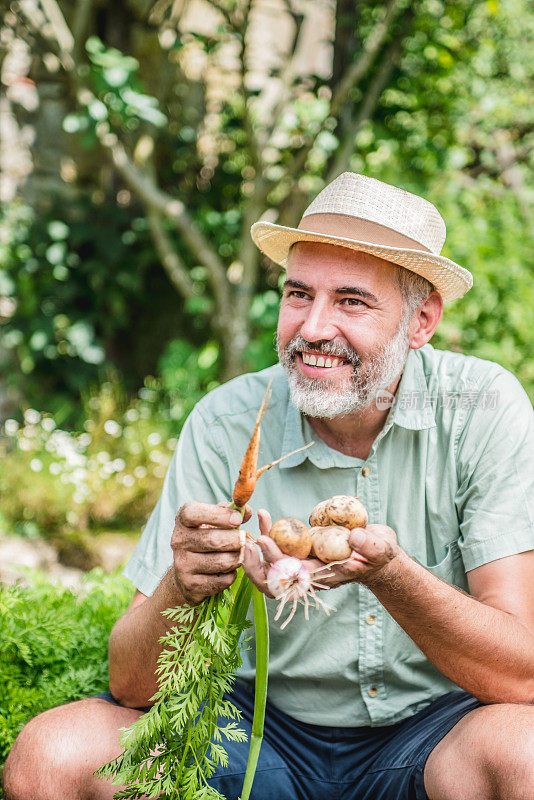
[257,508,273,537]
[257,535,286,565]
[348,526,398,566]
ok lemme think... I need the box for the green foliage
[0,380,175,539]
[0,331,236,542]
[64,37,167,138]
[0,571,133,767]
[245,290,281,373]
[158,337,221,423]
[2,0,532,413]
[0,199,167,425]
[97,583,252,799]
[431,177,534,393]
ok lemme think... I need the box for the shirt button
[361,466,371,477]
[368,686,378,698]
[366,614,376,625]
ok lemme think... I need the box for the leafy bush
[0,379,175,541]
[0,570,133,777]
[158,336,221,424]
[430,176,534,398]
[0,200,207,429]
[0,332,230,551]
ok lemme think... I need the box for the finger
[176,569,237,605]
[188,529,243,553]
[178,502,243,529]
[257,508,273,537]
[257,535,286,565]
[348,528,398,565]
[217,501,253,523]
[193,552,242,575]
[242,540,273,597]
[195,572,239,601]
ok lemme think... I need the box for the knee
[455,705,534,799]
[3,707,76,800]
[425,703,534,800]
[480,708,534,797]
[2,700,106,800]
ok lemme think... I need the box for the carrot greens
[96,591,251,799]
[97,375,298,799]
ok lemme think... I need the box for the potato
[309,499,331,527]
[324,495,368,529]
[311,525,352,563]
[269,517,312,559]
[309,526,324,558]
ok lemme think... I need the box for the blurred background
[1,0,534,572]
[0,0,533,768]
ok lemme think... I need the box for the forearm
[366,551,534,704]
[108,568,188,708]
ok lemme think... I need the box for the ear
[408,291,443,349]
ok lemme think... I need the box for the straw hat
[250,173,473,303]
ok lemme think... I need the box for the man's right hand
[172,501,251,605]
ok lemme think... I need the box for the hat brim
[251,221,472,304]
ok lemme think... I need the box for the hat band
[298,213,434,254]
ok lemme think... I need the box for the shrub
[0,380,176,540]
[0,570,133,780]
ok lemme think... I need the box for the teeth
[302,353,344,368]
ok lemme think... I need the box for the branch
[38,0,75,69]
[71,0,94,63]
[276,0,409,187]
[17,0,70,68]
[258,3,307,150]
[329,0,407,119]
[21,0,232,315]
[234,0,263,177]
[146,208,197,300]
[90,123,230,311]
[326,22,407,181]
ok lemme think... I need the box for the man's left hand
[243,510,400,596]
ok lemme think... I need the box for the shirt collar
[388,347,436,431]
[278,347,435,469]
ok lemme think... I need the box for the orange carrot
[231,373,313,513]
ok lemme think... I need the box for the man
[4,173,534,800]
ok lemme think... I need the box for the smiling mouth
[299,351,350,369]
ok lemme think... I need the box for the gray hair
[395,266,435,318]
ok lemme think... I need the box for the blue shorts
[98,683,481,800]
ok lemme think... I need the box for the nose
[299,296,338,343]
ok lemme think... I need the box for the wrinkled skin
[172,501,252,605]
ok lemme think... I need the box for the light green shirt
[124,345,534,727]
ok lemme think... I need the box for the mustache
[281,335,361,368]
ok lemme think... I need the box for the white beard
[276,317,411,419]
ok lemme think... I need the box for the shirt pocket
[417,540,469,592]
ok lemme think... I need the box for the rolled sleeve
[455,367,534,571]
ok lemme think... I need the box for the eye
[287,290,310,300]
[341,297,367,308]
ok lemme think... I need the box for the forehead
[287,241,400,297]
